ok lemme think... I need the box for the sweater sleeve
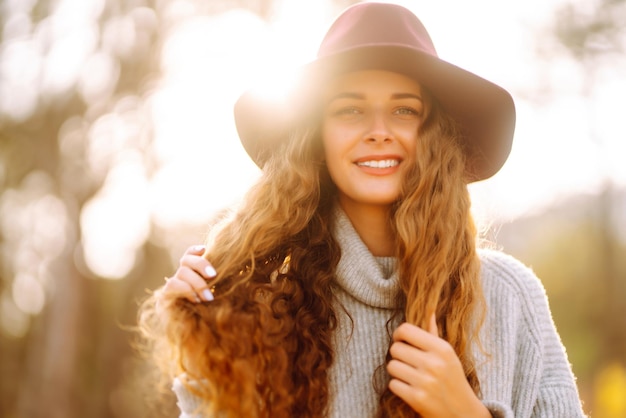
[172,376,206,418]
[477,250,587,418]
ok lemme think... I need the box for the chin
[359,194,400,207]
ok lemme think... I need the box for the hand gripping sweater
[172,207,586,417]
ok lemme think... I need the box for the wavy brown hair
[378,97,485,418]
[138,89,485,418]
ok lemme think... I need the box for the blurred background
[1,0,625,417]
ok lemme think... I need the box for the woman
[139,3,585,417]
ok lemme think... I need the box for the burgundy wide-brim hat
[234,2,516,182]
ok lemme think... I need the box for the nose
[365,110,392,143]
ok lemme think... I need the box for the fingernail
[193,245,206,252]
[194,295,202,303]
[204,265,217,278]
[202,289,214,302]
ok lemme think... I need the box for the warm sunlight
[8,0,623,279]
[2,1,625,416]
[148,0,626,232]
[145,3,330,233]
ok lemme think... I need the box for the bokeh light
[81,151,151,279]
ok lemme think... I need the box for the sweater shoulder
[478,247,547,301]
[477,248,553,340]
[475,250,585,417]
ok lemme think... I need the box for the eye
[334,106,361,116]
[393,106,420,117]
[328,105,363,121]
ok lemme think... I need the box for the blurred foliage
[541,1,626,413]
[594,362,626,418]
[553,0,625,62]
[0,0,623,417]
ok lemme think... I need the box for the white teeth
[356,159,399,168]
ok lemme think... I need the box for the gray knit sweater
[173,208,586,417]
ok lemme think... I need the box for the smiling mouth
[355,159,400,168]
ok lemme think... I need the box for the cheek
[321,129,345,185]
[401,128,420,160]
[321,124,344,163]
[322,140,341,180]
[321,129,332,160]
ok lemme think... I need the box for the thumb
[428,312,440,337]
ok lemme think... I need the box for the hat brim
[234,45,515,182]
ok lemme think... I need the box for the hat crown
[318,3,437,58]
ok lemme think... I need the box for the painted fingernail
[202,289,214,302]
[204,265,217,278]
[192,245,206,252]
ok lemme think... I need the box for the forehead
[324,70,423,98]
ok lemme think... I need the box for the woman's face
[322,70,424,211]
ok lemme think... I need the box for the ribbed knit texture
[474,250,586,417]
[172,206,586,417]
[327,208,400,417]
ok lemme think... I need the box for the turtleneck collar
[332,204,400,309]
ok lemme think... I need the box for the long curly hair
[138,90,485,418]
[377,97,485,418]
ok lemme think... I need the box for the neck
[338,197,395,257]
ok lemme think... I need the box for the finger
[176,266,214,301]
[387,358,421,383]
[179,254,217,280]
[185,244,206,255]
[428,312,439,337]
[162,277,201,303]
[393,322,437,350]
[388,378,425,412]
[181,245,217,278]
[389,340,428,367]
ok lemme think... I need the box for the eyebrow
[328,92,364,102]
[391,93,423,101]
[327,92,423,102]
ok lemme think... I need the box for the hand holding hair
[387,314,491,418]
[158,245,216,307]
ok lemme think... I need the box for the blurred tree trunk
[597,186,626,361]
[16,261,85,418]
